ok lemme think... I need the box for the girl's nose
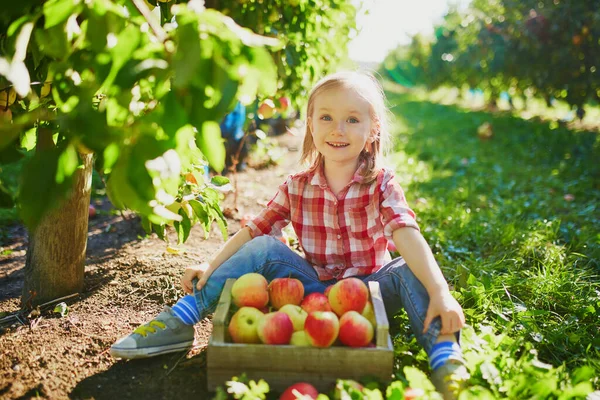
[334,120,345,134]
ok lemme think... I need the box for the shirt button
[337,234,341,239]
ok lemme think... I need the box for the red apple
[327,278,369,317]
[280,382,319,400]
[324,285,332,297]
[89,204,96,218]
[304,311,339,348]
[231,273,269,309]
[228,307,264,344]
[268,277,304,309]
[338,311,374,347]
[301,293,332,314]
[257,311,294,344]
[279,304,308,331]
[404,387,425,399]
[258,99,276,119]
[290,330,311,346]
[277,96,291,113]
[361,301,377,328]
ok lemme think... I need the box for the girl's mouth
[327,142,349,148]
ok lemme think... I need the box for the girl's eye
[320,115,332,121]
[348,117,359,123]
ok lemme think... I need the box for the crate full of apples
[207,273,394,392]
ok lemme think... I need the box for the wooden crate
[207,278,394,392]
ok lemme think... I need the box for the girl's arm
[392,227,465,334]
[181,227,253,293]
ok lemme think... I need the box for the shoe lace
[133,320,167,337]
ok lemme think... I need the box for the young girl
[110,71,468,399]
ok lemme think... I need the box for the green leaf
[197,121,225,173]
[34,23,70,59]
[18,145,72,228]
[43,0,82,29]
[174,208,192,244]
[102,24,141,90]
[211,176,230,186]
[152,223,166,241]
[55,143,79,184]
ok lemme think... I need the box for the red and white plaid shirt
[246,164,419,280]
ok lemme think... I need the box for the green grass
[385,85,600,396]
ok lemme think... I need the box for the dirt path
[0,132,303,399]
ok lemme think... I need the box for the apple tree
[0,0,358,306]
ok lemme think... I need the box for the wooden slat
[368,281,390,349]
[207,343,394,391]
[210,278,235,344]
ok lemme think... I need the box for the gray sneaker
[110,306,195,359]
[431,359,470,400]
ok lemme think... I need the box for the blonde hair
[300,70,391,183]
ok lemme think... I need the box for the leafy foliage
[383,0,600,113]
[0,0,357,242]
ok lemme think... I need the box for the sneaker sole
[110,340,194,359]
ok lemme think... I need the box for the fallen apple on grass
[268,277,304,309]
[257,311,294,344]
[328,277,369,317]
[228,307,264,344]
[89,205,96,219]
[279,382,319,400]
[338,311,374,347]
[304,311,339,348]
[231,273,269,309]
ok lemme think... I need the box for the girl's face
[308,85,374,168]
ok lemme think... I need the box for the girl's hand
[181,262,212,294]
[423,292,465,335]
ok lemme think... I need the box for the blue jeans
[193,236,448,354]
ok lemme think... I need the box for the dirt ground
[0,133,304,400]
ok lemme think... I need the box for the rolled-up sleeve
[379,171,419,238]
[246,176,292,238]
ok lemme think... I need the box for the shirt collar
[310,161,368,188]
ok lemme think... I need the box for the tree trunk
[21,130,94,307]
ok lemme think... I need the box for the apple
[403,387,425,400]
[280,382,319,400]
[0,88,16,107]
[258,99,276,119]
[361,301,377,328]
[89,204,97,219]
[301,292,332,314]
[268,277,304,309]
[304,311,339,348]
[231,273,269,309]
[290,330,311,346]
[327,278,369,317]
[256,311,294,344]
[228,307,264,344]
[338,311,374,347]
[324,285,332,297]
[278,96,291,113]
[279,304,308,331]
